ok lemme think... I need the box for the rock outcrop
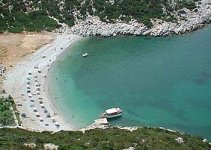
[23,143,36,149]
[44,143,59,150]
[175,137,184,144]
[70,0,211,37]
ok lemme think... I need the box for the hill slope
[0,127,211,150]
[1,0,208,36]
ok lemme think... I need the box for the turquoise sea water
[49,26,211,139]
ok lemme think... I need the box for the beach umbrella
[33,107,37,112]
[39,117,43,122]
[36,112,40,117]
[27,90,31,93]
[30,104,34,107]
[44,109,49,114]
[40,104,45,108]
[55,122,60,127]
[51,117,55,122]
[46,113,50,118]
[27,77,31,80]
[21,113,26,118]
[36,91,40,94]
[36,83,40,86]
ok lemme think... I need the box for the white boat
[101,107,122,119]
[82,53,88,57]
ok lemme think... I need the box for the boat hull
[82,53,88,57]
[102,113,122,119]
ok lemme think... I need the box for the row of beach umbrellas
[26,70,60,127]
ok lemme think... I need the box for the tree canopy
[0,0,198,32]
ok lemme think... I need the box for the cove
[49,25,211,139]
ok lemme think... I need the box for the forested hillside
[0,0,198,33]
[0,127,210,149]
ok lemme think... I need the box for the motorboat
[82,53,88,57]
[101,107,122,119]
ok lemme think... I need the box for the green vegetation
[176,0,198,10]
[0,0,198,32]
[10,96,21,126]
[0,9,60,33]
[0,127,210,149]
[93,0,165,27]
[0,96,16,126]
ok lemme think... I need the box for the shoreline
[69,0,211,37]
[46,38,87,130]
[3,31,82,132]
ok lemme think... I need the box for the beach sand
[3,31,82,132]
[0,32,54,93]
[0,79,2,93]
[0,32,55,69]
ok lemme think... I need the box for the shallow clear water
[49,26,211,139]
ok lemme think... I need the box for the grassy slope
[0,127,210,150]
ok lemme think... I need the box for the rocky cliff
[70,0,211,36]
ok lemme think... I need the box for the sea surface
[49,26,211,139]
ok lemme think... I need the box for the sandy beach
[0,32,55,93]
[0,32,55,68]
[3,31,82,132]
